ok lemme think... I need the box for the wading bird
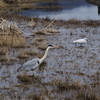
[73,38,87,46]
[17,45,60,72]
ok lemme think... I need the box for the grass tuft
[17,74,33,83]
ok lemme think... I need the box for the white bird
[17,45,60,72]
[73,38,87,46]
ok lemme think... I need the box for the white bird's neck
[40,47,51,64]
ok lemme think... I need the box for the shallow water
[0,19,100,99]
[18,0,100,20]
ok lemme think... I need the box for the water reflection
[19,0,100,20]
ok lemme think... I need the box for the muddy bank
[0,15,100,100]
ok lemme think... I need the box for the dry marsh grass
[0,18,23,35]
[31,39,39,46]
[46,28,59,33]
[0,12,100,100]
[49,79,86,92]
[66,19,81,25]
[17,74,33,83]
[18,3,34,10]
[45,78,99,100]
[34,5,62,10]
[32,36,47,50]
[84,20,100,27]
[0,18,27,62]
[76,89,99,100]
[0,18,26,47]
[38,41,47,50]
[0,46,8,55]
[57,80,84,92]
[27,18,37,27]
[34,35,46,42]
[37,53,44,59]
[26,49,37,56]
[27,94,44,100]
[34,30,46,35]
[11,36,26,48]
[0,0,7,9]
[17,49,29,59]
[0,35,26,47]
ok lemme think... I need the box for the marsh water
[19,0,100,20]
[0,17,100,99]
[0,0,100,100]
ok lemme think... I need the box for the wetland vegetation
[0,0,100,100]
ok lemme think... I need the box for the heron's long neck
[40,47,50,64]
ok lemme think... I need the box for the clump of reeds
[0,35,26,47]
[46,28,59,33]
[25,49,37,56]
[35,28,59,35]
[17,74,33,83]
[34,35,46,42]
[37,53,44,59]
[76,89,99,100]
[18,48,38,59]
[27,94,44,100]
[31,35,47,50]
[0,18,27,63]
[84,20,100,27]
[34,18,59,35]
[0,51,9,62]
[50,79,85,92]
[0,18,26,47]
[11,36,26,48]
[34,30,46,35]
[17,49,29,59]
[38,41,47,50]
[66,18,81,25]
[27,18,37,27]
[0,0,7,10]
[10,21,23,35]
[0,18,23,35]
[0,46,8,55]
[31,40,38,46]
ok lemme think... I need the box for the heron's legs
[32,73,35,77]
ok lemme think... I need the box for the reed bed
[0,18,25,47]
[0,35,26,47]
[0,18,26,62]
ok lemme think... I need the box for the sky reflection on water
[19,1,100,20]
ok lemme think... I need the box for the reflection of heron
[17,45,60,72]
[73,38,87,46]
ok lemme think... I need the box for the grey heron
[17,45,60,72]
[73,38,87,46]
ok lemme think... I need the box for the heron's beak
[54,46,61,48]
